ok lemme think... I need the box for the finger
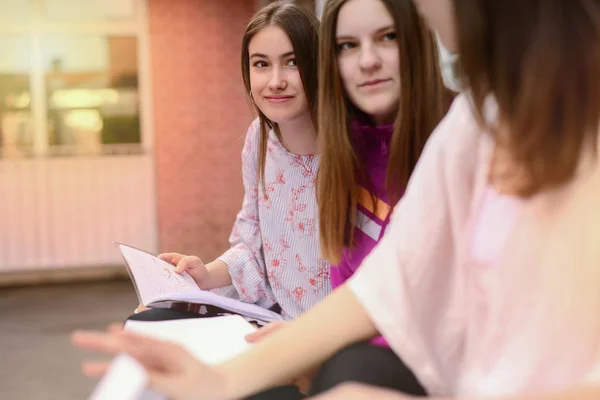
[72,330,155,360]
[175,256,198,274]
[71,330,125,355]
[245,328,273,343]
[244,330,261,343]
[158,253,183,266]
[74,329,196,375]
[82,360,111,377]
[108,322,125,334]
[115,332,196,372]
[245,321,284,343]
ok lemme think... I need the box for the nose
[358,42,382,72]
[268,66,287,91]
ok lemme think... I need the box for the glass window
[0,0,32,24]
[0,36,33,158]
[43,0,136,21]
[42,35,140,156]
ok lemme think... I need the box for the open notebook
[116,242,284,325]
[89,315,258,400]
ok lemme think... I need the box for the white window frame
[0,0,153,157]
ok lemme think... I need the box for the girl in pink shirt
[73,1,600,400]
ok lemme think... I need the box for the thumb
[174,256,203,274]
[158,253,184,266]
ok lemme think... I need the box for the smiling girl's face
[248,25,310,124]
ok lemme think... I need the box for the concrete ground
[0,280,137,400]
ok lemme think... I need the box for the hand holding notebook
[115,242,284,325]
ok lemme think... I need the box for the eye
[337,41,357,52]
[382,31,397,41]
[253,60,268,68]
[286,58,297,67]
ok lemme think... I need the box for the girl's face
[412,0,458,52]
[336,0,400,125]
[248,25,310,125]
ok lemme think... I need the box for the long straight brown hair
[317,0,452,264]
[240,1,319,195]
[455,0,600,196]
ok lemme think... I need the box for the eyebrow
[249,51,295,59]
[336,24,395,40]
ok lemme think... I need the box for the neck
[369,107,398,126]
[277,113,318,155]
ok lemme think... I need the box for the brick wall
[148,0,256,260]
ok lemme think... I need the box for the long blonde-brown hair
[240,1,319,194]
[317,0,452,264]
[455,0,600,196]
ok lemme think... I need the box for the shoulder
[242,118,262,157]
[243,118,261,146]
[419,93,490,184]
[426,93,481,154]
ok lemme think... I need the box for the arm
[310,383,600,400]
[216,120,276,303]
[488,387,600,400]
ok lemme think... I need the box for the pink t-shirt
[348,94,600,397]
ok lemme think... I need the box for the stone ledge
[0,266,130,288]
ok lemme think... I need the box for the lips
[264,95,294,103]
[359,78,392,88]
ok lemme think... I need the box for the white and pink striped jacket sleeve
[217,120,277,305]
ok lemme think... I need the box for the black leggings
[309,341,427,396]
[244,342,427,399]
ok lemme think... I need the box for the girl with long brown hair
[250,0,451,394]
[130,1,332,326]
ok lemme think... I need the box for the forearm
[472,386,600,400]
[428,386,600,400]
[201,260,233,289]
[218,284,379,399]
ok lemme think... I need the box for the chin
[361,105,396,121]
[263,111,299,124]
[355,97,396,119]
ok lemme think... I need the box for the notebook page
[152,290,284,324]
[118,244,201,305]
[88,354,148,400]
[89,316,258,400]
[124,315,257,365]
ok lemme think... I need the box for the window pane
[0,36,33,158]
[44,0,135,21]
[42,35,140,156]
[0,0,32,24]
